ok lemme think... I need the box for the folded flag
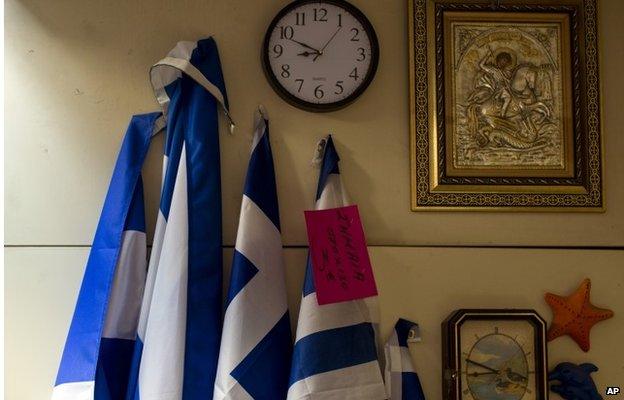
[384,319,426,400]
[53,37,232,400]
[213,108,292,400]
[52,112,164,400]
[127,37,231,400]
[287,136,386,400]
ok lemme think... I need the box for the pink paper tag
[304,205,378,305]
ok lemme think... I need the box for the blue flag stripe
[402,373,425,400]
[289,322,378,385]
[124,177,146,232]
[230,312,292,398]
[315,136,340,201]
[179,38,225,400]
[243,123,281,230]
[225,250,259,308]
[302,255,316,297]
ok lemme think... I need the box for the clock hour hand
[466,359,499,374]
[297,51,318,57]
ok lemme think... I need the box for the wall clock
[262,0,379,112]
[442,309,548,400]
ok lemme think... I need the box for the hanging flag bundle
[287,136,387,400]
[52,113,163,400]
[384,319,426,400]
[213,108,292,400]
[52,37,232,400]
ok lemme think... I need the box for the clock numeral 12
[314,8,327,22]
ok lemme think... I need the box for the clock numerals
[280,25,294,40]
[263,1,379,110]
[313,8,328,22]
[350,27,360,42]
[314,85,325,99]
[281,64,291,78]
[273,44,283,58]
[357,47,366,61]
[349,67,359,81]
[334,81,344,95]
[295,12,306,26]
[295,79,304,93]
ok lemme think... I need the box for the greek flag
[287,136,386,400]
[384,319,426,400]
[52,113,163,400]
[53,37,232,400]
[128,38,232,400]
[213,108,292,399]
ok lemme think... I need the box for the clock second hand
[313,26,342,62]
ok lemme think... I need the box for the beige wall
[5,0,624,399]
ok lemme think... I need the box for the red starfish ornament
[545,278,614,352]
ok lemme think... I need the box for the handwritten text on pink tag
[304,205,378,305]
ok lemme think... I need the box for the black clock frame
[261,0,379,112]
[442,309,549,400]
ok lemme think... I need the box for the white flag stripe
[287,361,388,400]
[214,382,253,400]
[136,211,166,339]
[102,230,147,340]
[315,174,350,210]
[401,347,415,372]
[50,382,95,400]
[137,145,189,399]
[216,195,286,391]
[295,294,375,340]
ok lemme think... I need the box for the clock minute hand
[466,359,499,374]
[288,38,320,53]
[469,372,498,377]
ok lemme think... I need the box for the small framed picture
[409,0,604,211]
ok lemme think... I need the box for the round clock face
[460,320,537,400]
[262,0,379,112]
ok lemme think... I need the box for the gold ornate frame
[409,0,604,211]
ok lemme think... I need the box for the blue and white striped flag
[287,136,386,400]
[384,319,426,400]
[52,112,164,400]
[127,37,232,400]
[213,108,292,400]
[53,37,232,400]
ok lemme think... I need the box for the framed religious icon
[442,309,549,400]
[409,0,604,211]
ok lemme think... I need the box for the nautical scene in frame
[449,17,571,172]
